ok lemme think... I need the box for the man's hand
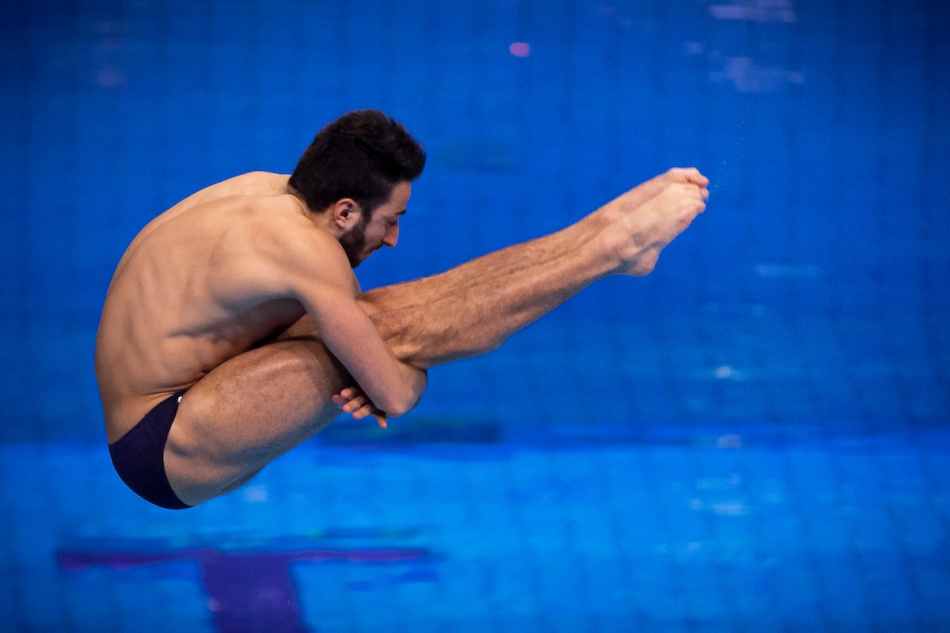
[332,386,389,428]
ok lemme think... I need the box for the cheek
[366,223,388,243]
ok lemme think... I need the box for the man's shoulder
[195,198,352,301]
[198,171,289,199]
[235,195,331,243]
[224,197,350,277]
[165,171,290,218]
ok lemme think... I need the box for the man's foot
[596,168,709,276]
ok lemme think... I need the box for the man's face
[340,181,411,268]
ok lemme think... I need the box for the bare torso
[95,172,343,442]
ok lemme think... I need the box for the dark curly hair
[288,109,426,216]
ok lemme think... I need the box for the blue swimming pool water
[1,0,948,631]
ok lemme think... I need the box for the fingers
[333,387,359,402]
[332,387,369,413]
[344,396,369,414]
[351,402,387,430]
[333,387,388,428]
[349,401,377,419]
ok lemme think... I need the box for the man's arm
[254,220,427,417]
[298,278,427,417]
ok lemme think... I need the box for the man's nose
[382,224,399,247]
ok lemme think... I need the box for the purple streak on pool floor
[59,546,432,633]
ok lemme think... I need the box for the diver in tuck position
[95,109,710,509]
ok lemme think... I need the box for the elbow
[379,374,426,418]
[384,402,410,418]
[376,386,417,418]
[379,394,414,418]
[374,365,426,418]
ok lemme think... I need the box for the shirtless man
[96,109,709,510]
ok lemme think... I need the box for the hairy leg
[361,167,708,367]
[164,336,352,506]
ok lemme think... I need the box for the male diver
[95,110,709,509]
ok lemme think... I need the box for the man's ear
[332,198,363,231]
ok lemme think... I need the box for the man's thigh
[163,336,351,505]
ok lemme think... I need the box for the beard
[338,213,370,268]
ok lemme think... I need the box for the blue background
[1,0,948,631]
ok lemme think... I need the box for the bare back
[95,172,337,442]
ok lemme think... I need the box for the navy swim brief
[109,391,192,510]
